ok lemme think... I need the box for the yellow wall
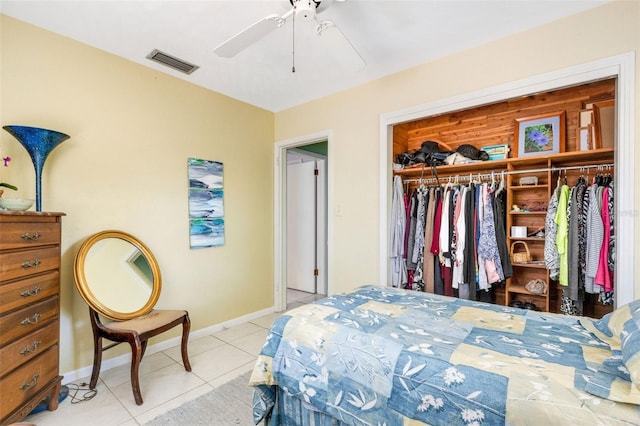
[275,0,640,296]
[0,15,275,372]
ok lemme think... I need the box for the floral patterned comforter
[249,285,640,425]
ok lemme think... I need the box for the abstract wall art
[187,158,224,248]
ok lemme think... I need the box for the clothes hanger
[495,170,506,195]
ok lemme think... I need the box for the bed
[249,285,640,425]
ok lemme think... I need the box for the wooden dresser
[0,211,64,425]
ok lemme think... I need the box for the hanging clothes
[555,184,570,286]
[412,187,429,291]
[452,187,467,293]
[423,187,437,293]
[463,183,477,300]
[390,176,407,288]
[493,185,512,280]
[440,186,455,297]
[478,191,504,284]
[477,184,489,291]
[544,185,561,280]
[584,183,604,294]
[406,190,418,273]
[602,179,615,305]
[392,175,513,302]
[595,186,612,291]
[564,176,587,315]
[607,179,615,276]
[430,188,444,295]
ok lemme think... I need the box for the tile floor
[23,289,325,426]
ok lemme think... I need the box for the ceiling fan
[213,0,365,72]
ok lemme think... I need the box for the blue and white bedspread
[249,285,640,425]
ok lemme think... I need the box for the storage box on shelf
[0,211,64,425]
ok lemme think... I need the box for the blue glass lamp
[2,125,70,212]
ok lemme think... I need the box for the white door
[287,160,317,293]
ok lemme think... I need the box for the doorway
[286,147,327,307]
[274,132,331,312]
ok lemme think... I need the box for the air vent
[146,49,199,74]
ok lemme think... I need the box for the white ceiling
[1,0,609,112]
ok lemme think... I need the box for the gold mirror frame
[74,230,161,321]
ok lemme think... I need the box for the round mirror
[74,230,161,321]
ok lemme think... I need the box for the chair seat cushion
[105,309,187,334]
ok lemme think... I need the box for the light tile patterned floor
[23,289,325,426]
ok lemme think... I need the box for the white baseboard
[60,306,276,384]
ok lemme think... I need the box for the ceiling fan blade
[316,20,365,70]
[213,13,285,58]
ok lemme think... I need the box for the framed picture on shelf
[513,111,565,158]
[592,99,614,149]
[577,125,593,151]
[579,108,593,127]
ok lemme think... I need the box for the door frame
[378,52,635,307]
[274,130,332,312]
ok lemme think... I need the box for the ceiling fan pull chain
[292,5,296,73]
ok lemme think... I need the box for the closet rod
[401,162,614,184]
[549,163,614,174]
[509,162,614,176]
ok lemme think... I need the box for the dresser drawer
[0,271,59,315]
[0,297,58,346]
[0,321,58,374]
[0,345,58,420]
[0,222,61,251]
[0,246,60,282]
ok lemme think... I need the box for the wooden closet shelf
[393,148,614,178]
[511,262,547,269]
[508,286,548,296]
[509,211,546,215]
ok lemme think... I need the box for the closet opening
[379,53,635,317]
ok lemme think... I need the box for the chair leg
[89,333,103,389]
[129,335,144,405]
[141,339,148,359]
[181,312,192,372]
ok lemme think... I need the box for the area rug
[144,371,255,425]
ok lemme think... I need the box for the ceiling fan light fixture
[293,0,316,21]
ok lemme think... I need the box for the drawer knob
[21,287,42,297]
[21,232,42,241]
[21,259,42,269]
[19,374,40,391]
[21,313,41,326]
[20,340,42,356]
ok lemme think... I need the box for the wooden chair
[88,308,191,405]
[74,230,192,405]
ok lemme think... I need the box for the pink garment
[430,196,443,255]
[595,187,612,291]
[484,259,500,284]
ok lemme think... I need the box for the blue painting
[188,158,224,248]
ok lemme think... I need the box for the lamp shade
[2,125,70,211]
